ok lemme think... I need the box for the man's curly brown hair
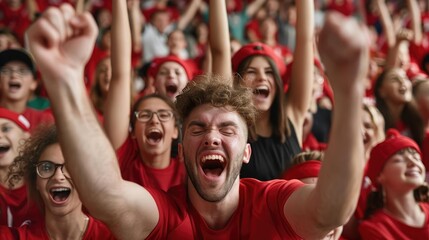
[8,124,58,209]
[175,74,256,137]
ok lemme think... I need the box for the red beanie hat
[232,42,286,76]
[0,108,30,131]
[366,129,421,186]
[148,55,192,80]
[281,160,322,180]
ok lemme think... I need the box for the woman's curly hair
[8,124,58,208]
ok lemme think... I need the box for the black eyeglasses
[35,161,70,179]
[0,67,32,77]
[134,110,174,123]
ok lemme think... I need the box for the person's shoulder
[240,178,304,195]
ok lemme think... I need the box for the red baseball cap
[366,129,421,186]
[232,42,286,76]
[147,55,192,80]
[0,108,30,131]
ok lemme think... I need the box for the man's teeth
[202,155,224,163]
[51,187,70,193]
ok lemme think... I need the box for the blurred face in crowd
[152,11,170,33]
[0,118,28,168]
[95,57,112,97]
[0,61,37,102]
[168,30,187,55]
[155,62,188,101]
[378,68,412,105]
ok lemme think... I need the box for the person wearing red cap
[0,108,41,227]
[359,129,429,239]
[234,0,314,180]
[0,48,54,132]
[103,0,185,192]
[26,2,369,239]
[145,55,193,101]
[3,125,115,239]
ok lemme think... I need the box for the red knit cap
[231,42,286,76]
[281,160,322,180]
[366,129,421,185]
[0,108,30,132]
[147,55,192,80]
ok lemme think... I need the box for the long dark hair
[234,55,290,143]
[374,70,425,146]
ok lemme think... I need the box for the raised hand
[318,12,370,96]
[26,4,98,89]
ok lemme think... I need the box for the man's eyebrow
[187,120,206,128]
[219,121,239,128]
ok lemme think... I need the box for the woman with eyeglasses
[102,0,186,191]
[3,124,115,239]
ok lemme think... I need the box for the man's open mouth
[201,155,226,177]
[50,187,71,203]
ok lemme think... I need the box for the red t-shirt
[0,215,115,239]
[359,203,429,239]
[302,133,327,152]
[22,108,54,132]
[117,136,186,192]
[0,185,41,227]
[145,178,304,239]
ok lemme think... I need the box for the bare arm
[128,0,142,53]
[103,0,133,149]
[245,0,267,18]
[26,4,158,239]
[407,0,423,45]
[177,0,202,30]
[25,0,39,21]
[75,0,85,14]
[375,0,396,48]
[284,12,367,239]
[286,0,314,146]
[210,0,231,77]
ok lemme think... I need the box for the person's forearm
[104,0,132,149]
[407,0,422,44]
[48,69,124,218]
[288,0,314,145]
[209,0,231,77]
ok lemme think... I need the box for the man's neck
[0,100,27,114]
[188,178,241,230]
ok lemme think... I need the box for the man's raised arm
[26,4,158,239]
[284,12,369,239]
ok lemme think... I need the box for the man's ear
[242,143,251,164]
